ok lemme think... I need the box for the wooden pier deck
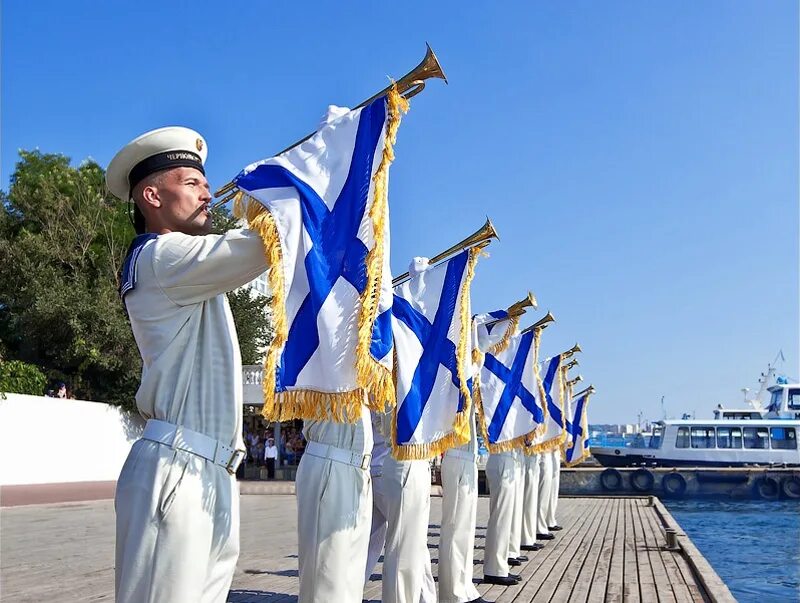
[0,494,734,602]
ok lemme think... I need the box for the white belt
[142,419,246,475]
[445,448,477,462]
[305,441,371,471]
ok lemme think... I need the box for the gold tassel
[486,314,520,356]
[354,84,409,413]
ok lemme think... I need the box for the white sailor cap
[106,126,208,201]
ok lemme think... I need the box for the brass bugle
[212,44,447,203]
[567,374,583,387]
[392,218,499,286]
[563,358,579,370]
[562,342,582,359]
[574,385,595,398]
[521,311,556,334]
[482,291,537,328]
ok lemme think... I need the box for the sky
[2,1,798,424]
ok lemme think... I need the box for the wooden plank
[597,497,626,603]
[636,499,691,603]
[630,498,660,603]
[565,495,617,602]
[547,497,614,602]
[621,498,642,603]
[586,497,622,603]
[518,498,608,602]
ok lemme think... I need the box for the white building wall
[0,393,144,486]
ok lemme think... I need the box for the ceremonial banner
[391,250,479,459]
[232,89,408,422]
[528,354,566,452]
[476,329,547,452]
[564,390,592,466]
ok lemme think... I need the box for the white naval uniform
[365,413,436,603]
[116,230,267,603]
[536,449,554,534]
[546,448,561,527]
[484,451,516,577]
[439,407,481,603]
[297,408,373,603]
[521,451,541,546]
[508,450,524,559]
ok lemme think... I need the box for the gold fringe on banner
[390,246,481,460]
[486,314,520,357]
[234,85,408,423]
[355,84,409,414]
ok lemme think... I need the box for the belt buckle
[226,450,246,475]
[360,453,372,471]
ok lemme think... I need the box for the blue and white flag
[477,329,546,452]
[232,88,408,422]
[391,250,479,459]
[564,389,593,466]
[529,354,566,452]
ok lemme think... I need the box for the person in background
[56,382,67,399]
[264,438,277,479]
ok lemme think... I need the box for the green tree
[0,150,273,408]
[226,288,273,365]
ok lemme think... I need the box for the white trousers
[508,452,524,558]
[115,440,239,603]
[484,453,516,577]
[438,452,481,603]
[536,450,553,534]
[367,457,435,603]
[296,450,371,603]
[547,449,561,527]
[521,452,540,546]
[365,477,388,584]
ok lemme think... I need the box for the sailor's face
[158,167,213,235]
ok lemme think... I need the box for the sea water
[665,499,800,602]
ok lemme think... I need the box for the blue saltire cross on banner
[391,249,477,459]
[232,90,407,422]
[477,329,546,452]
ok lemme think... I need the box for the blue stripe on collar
[119,233,158,299]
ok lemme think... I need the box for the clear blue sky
[3,1,798,423]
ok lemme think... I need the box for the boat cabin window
[675,427,690,448]
[788,390,800,411]
[649,425,663,449]
[690,427,716,449]
[770,427,797,450]
[716,427,742,449]
[769,389,784,412]
[743,427,770,449]
[721,412,761,420]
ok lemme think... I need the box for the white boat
[592,368,800,468]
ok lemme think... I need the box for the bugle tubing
[521,311,556,334]
[212,44,447,201]
[563,358,579,370]
[567,374,584,387]
[562,343,582,359]
[392,218,499,286]
[482,291,537,329]
[574,385,595,398]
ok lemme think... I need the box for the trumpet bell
[397,44,448,100]
[507,291,538,316]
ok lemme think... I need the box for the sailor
[364,410,437,603]
[438,397,484,603]
[483,449,522,586]
[520,444,544,552]
[107,126,269,603]
[536,448,556,540]
[546,448,563,531]
[297,405,374,602]
[507,449,528,567]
